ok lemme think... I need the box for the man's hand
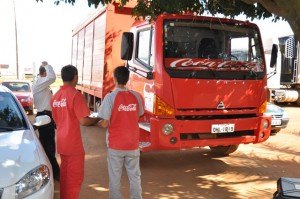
[97,119,109,128]
[80,117,101,126]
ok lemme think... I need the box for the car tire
[271,129,280,135]
[28,109,34,115]
[209,145,239,156]
[274,101,288,106]
[296,96,300,106]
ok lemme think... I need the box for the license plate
[211,124,235,133]
[271,119,281,126]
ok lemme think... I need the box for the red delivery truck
[71,1,271,155]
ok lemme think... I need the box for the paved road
[28,105,293,199]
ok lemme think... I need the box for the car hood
[0,130,42,187]
[266,103,284,115]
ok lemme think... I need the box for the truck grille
[180,130,254,140]
[176,113,256,120]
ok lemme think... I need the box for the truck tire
[209,145,239,156]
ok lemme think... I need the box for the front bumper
[20,101,33,109]
[148,115,271,150]
[19,101,33,112]
[271,118,289,130]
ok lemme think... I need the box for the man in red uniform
[51,65,99,199]
[98,66,144,199]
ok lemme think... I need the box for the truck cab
[122,14,271,154]
[267,36,300,105]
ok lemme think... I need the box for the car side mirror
[32,115,51,130]
[121,32,134,60]
[270,44,278,68]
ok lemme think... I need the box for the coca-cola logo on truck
[166,58,263,71]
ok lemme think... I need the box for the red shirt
[108,91,141,150]
[51,85,90,155]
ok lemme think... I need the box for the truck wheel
[209,145,239,156]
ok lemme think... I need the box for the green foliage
[132,0,204,18]
[131,0,282,21]
[36,0,282,21]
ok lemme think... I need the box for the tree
[37,0,299,40]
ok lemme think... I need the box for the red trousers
[60,154,85,199]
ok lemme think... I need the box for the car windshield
[0,92,26,132]
[2,82,31,92]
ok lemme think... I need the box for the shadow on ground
[52,126,300,199]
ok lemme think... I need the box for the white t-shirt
[32,65,56,112]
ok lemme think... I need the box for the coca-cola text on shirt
[53,98,67,108]
[118,104,137,112]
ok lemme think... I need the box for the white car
[0,85,54,198]
[265,102,289,135]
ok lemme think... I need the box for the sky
[0,0,293,77]
[0,0,95,76]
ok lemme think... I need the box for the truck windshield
[163,19,265,80]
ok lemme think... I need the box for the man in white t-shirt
[32,61,60,181]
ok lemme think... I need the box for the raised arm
[32,65,56,94]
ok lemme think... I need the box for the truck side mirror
[270,44,278,68]
[121,32,134,60]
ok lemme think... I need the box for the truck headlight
[262,120,269,129]
[162,123,174,135]
[259,101,267,114]
[154,96,175,116]
[15,165,50,199]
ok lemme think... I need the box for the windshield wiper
[243,65,258,79]
[194,63,216,78]
[218,63,258,79]
[247,69,258,78]
[0,127,15,132]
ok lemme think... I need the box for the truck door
[128,27,155,113]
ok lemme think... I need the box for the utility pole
[13,0,19,79]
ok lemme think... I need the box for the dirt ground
[33,105,298,199]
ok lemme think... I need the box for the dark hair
[61,65,78,82]
[39,66,46,76]
[114,66,129,85]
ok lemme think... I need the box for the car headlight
[15,165,50,199]
[263,112,272,117]
[282,111,288,119]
